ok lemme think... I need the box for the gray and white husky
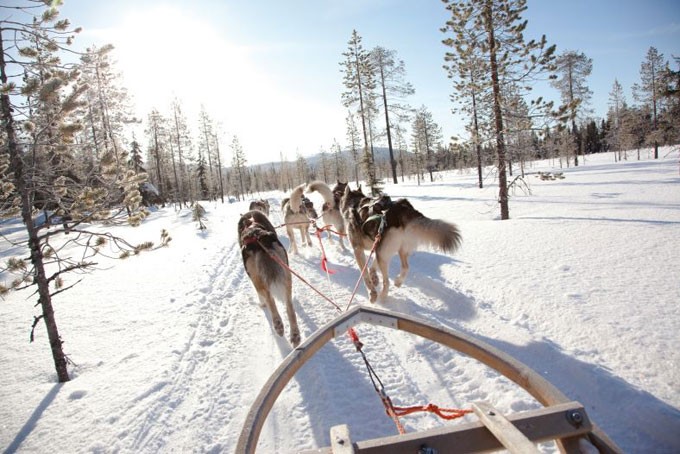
[306,180,347,247]
[340,185,462,303]
[281,184,318,254]
[238,209,300,347]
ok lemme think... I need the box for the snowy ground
[1,149,679,453]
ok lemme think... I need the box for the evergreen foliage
[0,0,164,383]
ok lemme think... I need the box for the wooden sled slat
[471,401,541,454]
[304,401,592,454]
[236,305,621,454]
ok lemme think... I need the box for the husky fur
[248,199,270,217]
[238,209,300,346]
[281,183,318,254]
[306,180,347,247]
[340,185,462,303]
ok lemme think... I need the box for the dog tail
[306,180,334,205]
[408,217,462,254]
[289,184,306,213]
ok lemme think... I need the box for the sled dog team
[238,181,461,347]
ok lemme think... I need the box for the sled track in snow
[117,238,272,453]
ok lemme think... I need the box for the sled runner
[236,306,621,454]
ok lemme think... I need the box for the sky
[50,0,680,164]
[1,148,679,452]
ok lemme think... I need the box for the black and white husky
[238,209,300,347]
[340,185,462,303]
[281,183,318,254]
[306,180,347,247]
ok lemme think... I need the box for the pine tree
[659,57,679,144]
[330,138,346,182]
[550,50,593,166]
[1,1,159,383]
[129,137,145,173]
[412,105,442,182]
[607,79,626,160]
[443,11,491,188]
[78,44,134,163]
[196,148,209,199]
[370,46,415,184]
[213,134,225,203]
[442,0,556,220]
[634,47,667,159]
[340,30,380,194]
[230,135,247,201]
[170,98,191,207]
[345,110,362,185]
[145,108,168,201]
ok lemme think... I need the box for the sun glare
[99,5,344,162]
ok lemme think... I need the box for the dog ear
[343,184,351,197]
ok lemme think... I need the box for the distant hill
[251,146,408,171]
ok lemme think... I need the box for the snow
[1,149,679,453]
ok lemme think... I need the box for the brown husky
[281,183,318,254]
[238,209,300,347]
[340,185,462,303]
[306,180,347,247]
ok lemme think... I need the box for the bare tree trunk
[484,2,510,220]
[1,35,70,382]
[379,65,398,184]
[214,136,225,204]
[470,72,484,189]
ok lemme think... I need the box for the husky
[238,209,300,347]
[306,180,347,247]
[281,184,318,254]
[248,199,270,217]
[340,185,462,303]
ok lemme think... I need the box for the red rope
[267,213,472,434]
[255,239,342,312]
[392,403,473,420]
[343,232,381,312]
[314,229,336,275]
[316,223,347,237]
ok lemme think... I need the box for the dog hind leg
[286,225,298,254]
[258,289,284,337]
[375,253,391,301]
[283,280,300,347]
[353,246,378,303]
[303,227,313,247]
[394,249,410,287]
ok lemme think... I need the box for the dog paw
[273,318,284,336]
[290,330,301,347]
[394,277,404,287]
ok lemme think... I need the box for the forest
[1,1,679,381]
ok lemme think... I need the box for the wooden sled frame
[237,306,621,453]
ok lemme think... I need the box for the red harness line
[253,238,343,312]
[263,216,472,433]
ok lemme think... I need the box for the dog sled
[237,305,621,454]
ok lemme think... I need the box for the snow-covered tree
[1,1,160,383]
